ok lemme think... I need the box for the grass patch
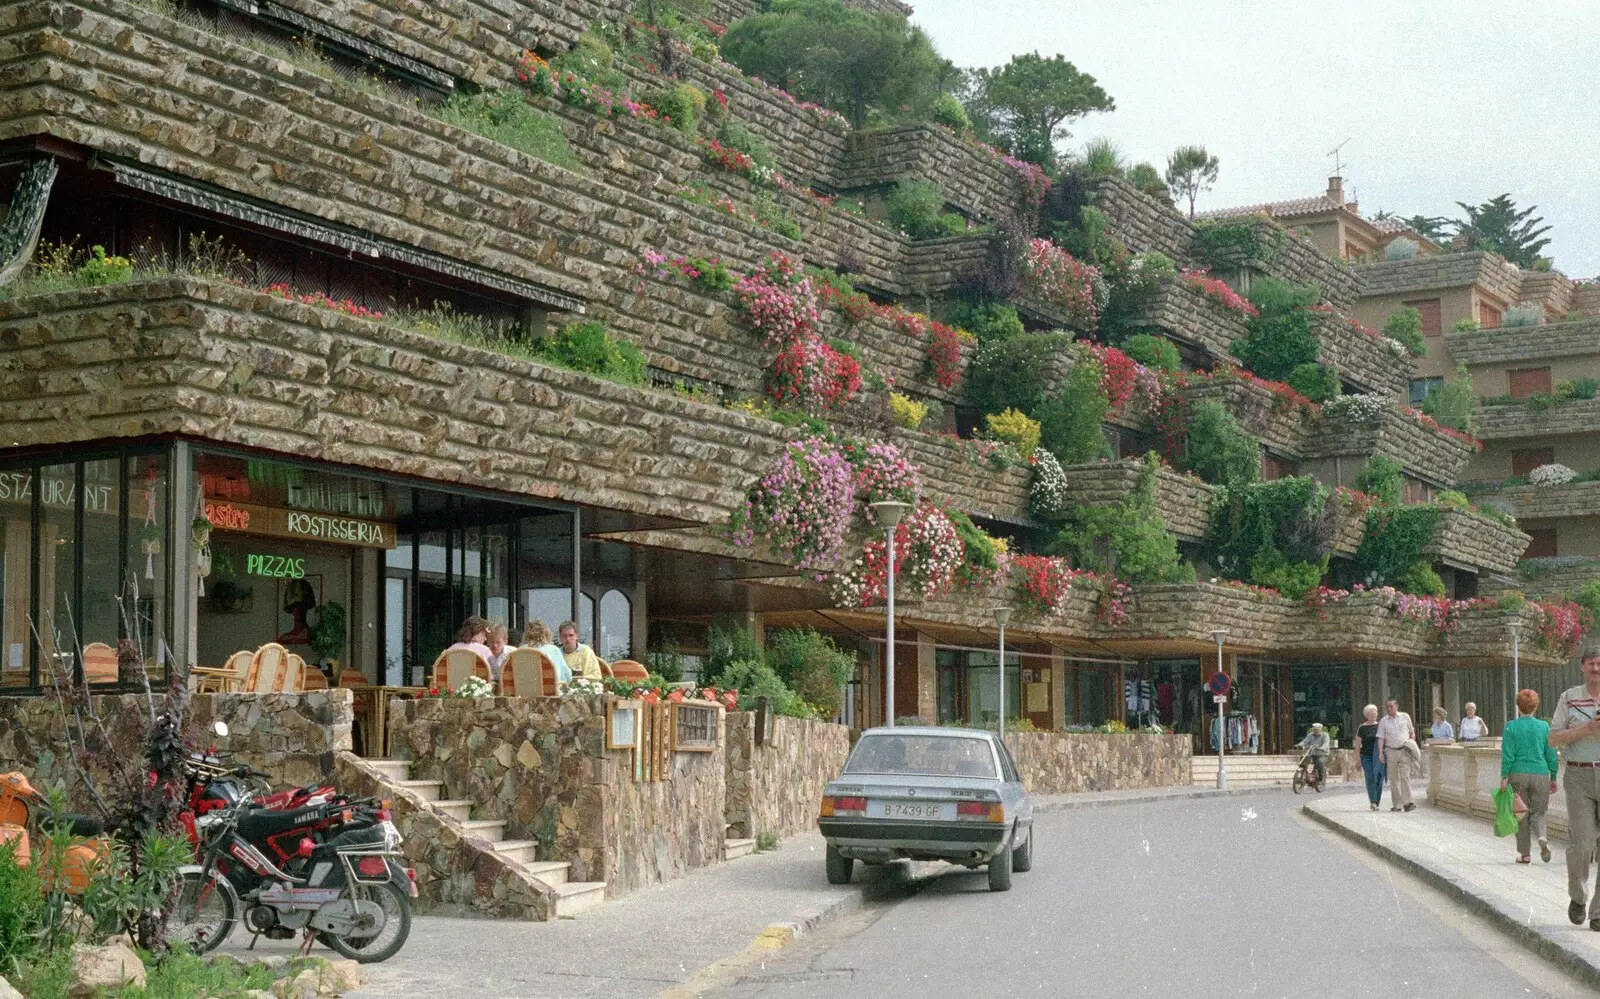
[436,90,580,170]
[755,832,779,852]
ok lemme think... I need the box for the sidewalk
[1304,791,1600,989]
[220,833,866,999]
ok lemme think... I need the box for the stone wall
[1425,508,1530,575]
[1301,407,1475,485]
[1180,378,1311,457]
[1084,176,1193,262]
[890,429,1034,526]
[1313,313,1411,399]
[1259,224,1359,312]
[1356,251,1521,303]
[1474,397,1600,441]
[1444,316,1600,366]
[600,709,726,896]
[1003,732,1191,794]
[1516,271,1574,319]
[0,690,351,811]
[1055,460,1215,541]
[1495,481,1600,522]
[835,124,1023,222]
[1133,280,1246,362]
[724,713,850,840]
[710,0,911,23]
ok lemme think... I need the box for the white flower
[1529,463,1577,487]
[456,676,494,698]
[1322,394,1389,422]
[1029,451,1072,520]
[1384,337,1408,358]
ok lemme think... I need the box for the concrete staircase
[1191,754,1349,789]
[366,760,608,917]
[725,837,757,860]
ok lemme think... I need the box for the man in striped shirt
[1551,651,1600,929]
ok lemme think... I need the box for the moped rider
[1298,722,1331,785]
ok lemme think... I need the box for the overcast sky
[909,0,1600,279]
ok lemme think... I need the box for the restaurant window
[1508,367,1552,400]
[39,462,77,679]
[1523,528,1558,559]
[1511,448,1555,478]
[1409,378,1444,406]
[1403,298,1442,336]
[598,589,632,660]
[80,459,122,666]
[0,469,28,689]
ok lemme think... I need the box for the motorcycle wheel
[317,879,411,964]
[170,870,238,955]
[1292,770,1305,794]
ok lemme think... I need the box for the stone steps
[360,759,609,919]
[725,838,757,860]
[1191,755,1350,786]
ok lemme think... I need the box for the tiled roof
[1197,195,1345,221]
[1372,216,1418,235]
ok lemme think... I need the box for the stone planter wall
[1181,378,1312,457]
[1474,397,1600,441]
[1444,316,1600,366]
[890,429,1034,525]
[1313,313,1411,399]
[724,712,851,840]
[1302,410,1476,485]
[1056,460,1215,541]
[1083,176,1193,262]
[1425,508,1530,575]
[0,690,352,812]
[899,233,995,299]
[1132,280,1247,362]
[1357,251,1521,305]
[711,0,911,26]
[1002,732,1191,795]
[1496,481,1600,522]
[835,124,1024,222]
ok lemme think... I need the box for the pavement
[1305,789,1600,992]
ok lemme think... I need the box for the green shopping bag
[1493,785,1519,837]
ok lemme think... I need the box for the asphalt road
[707,789,1593,999]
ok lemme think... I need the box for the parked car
[817,726,1034,892]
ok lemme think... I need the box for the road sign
[1207,671,1232,696]
[1213,694,1227,705]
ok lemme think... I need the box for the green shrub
[984,408,1041,456]
[1383,306,1428,358]
[1056,457,1192,585]
[1395,562,1446,597]
[554,30,614,75]
[717,121,777,171]
[1126,162,1169,201]
[1355,455,1405,509]
[1079,137,1125,178]
[930,93,971,133]
[1183,399,1258,489]
[1192,220,1281,269]
[1249,550,1327,600]
[1435,490,1471,510]
[718,659,810,717]
[533,321,648,384]
[1384,238,1419,261]
[966,332,1074,415]
[1205,475,1331,588]
[0,840,44,970]
[1573,580,1600,621]
[643,82,706,134]
[1421,364,1477,435]
[1355,505,1443,590]
[1452,318,1481,333]
[1567,377,1600,400]
[1231,279,1322,382]
[1051,205,1126,275]
[1123,333,1180,374]
[437,90,577,168]
[1037,360,1110,464]
[1287,362,1340,403]
[1503,304,1543,328]
[767,628,854,719]
[944,301,1024,344]
[885,181,967,239]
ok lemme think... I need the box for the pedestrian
[1550,649,1600,929]
[1355,704,1385,811]
[1500,688,1558,865]
[1459,702,1490,742]
[1377,699,1419,812]
[1430,707,1454,742]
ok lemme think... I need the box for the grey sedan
[817,727,1034,891]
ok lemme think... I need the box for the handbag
[1513,792,1529,818]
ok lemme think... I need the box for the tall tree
[1453,194,1553,268]
[964,53,1114,168]
[1400,214,1452,241]
[1164,145,1219,218]
[720,0,952,128]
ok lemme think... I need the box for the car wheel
[825,845,854,885]
[1012,826,1033,873]
[987,839,1013,892]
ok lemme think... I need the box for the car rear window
[844,734,997,779]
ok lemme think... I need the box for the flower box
[1424,508,1531,575]
[1312,312,1411,399]
[889,429,1034,525]
[1179,375,1312,457]
[1130,279,1248,363]
[1056,460,1215,541]
[1303,404,1477,484]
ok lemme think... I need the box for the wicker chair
[430,648,491,691]
[282,654,307,693]
[195,650,253,693]
[244,644,291,693]
[502,648,559,697]
[80,643,119,685]
[300,662,328,690]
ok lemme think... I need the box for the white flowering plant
[1322,393,1389,422]
[1028,450,1072,521]
[1529,463,1577,487]
[561,676,607,697]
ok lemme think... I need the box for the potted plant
[138,523,162,579]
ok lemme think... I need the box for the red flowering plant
[1012,555,1133,627]
[1533,600,1587,657]
[263,283,384,319]
[699,137,782,188]
[1178,268,1260,317]
[1400,404,1483,452]
[923,320,965,390]
[830,501,963,607]
[764,336,859,412]
[1019,239,1104,329]
[730,436,855,571]
[1302,585,1353,621]
[818,281,876,327]
[1334,486,1377,519]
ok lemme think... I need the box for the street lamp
[870,501,911,728]
[1209,627,1229,790]
[1509,619,1524,709]
[993,606,1013,738]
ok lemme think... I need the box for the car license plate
[870,800,953,820]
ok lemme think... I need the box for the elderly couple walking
[1354,700,1422,812]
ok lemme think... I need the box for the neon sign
[246,554,306,579]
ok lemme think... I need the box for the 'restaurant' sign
[204,500,396,550]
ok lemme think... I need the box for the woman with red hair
[1502,688,1559,865]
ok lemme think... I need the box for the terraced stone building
[0,0,1575,766]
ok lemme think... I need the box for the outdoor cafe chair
[244,644,290,693]
[80,642,119,685]
[194,649,253,693]
[503,648,559,696]
[283,654,308,693]
[608,659,650,683]
[431,648,491,692]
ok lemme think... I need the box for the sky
[907,0,1600,278]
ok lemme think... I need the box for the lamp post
[1210,627,1229,790]
[870,501,911,728]
[993,606,1013,738]
[1509,620,1524,709]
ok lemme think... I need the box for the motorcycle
[170,724,415,962]
[1291,748,1326,794]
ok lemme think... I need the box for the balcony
[1131,279,1247,363]
[1056,460,1215,541]
[1302,404,1477,485]
[1445,315,1600,367]
[1491,481,1600,522]
[1424,507,1531,575]
[1474,396,1600,441]
[1312,312,1411,399]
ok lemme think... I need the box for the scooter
[0,771,111,893]
[1291,748,1326,794]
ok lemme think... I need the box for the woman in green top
[1501,688,1560,864]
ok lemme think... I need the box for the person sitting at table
[521,620,572,685]
[485,622,513,681]
[447,616,495,664]
[557,620,604,680]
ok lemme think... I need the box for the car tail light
[956,801,1005,823]
[820,795,867,817]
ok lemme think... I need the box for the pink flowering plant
[844,441,922,505]
[1019,239,1104,329]
[733,252,820,348]
[1179,268,1260,317]
[731,436,855,570]
[263,284,384,319]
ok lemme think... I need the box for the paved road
[708,789,1593,999]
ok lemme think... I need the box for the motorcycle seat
[41,813,104,837]
[311,823,386,860]
[237,806,320,842]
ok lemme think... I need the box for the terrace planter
[1115,583,1290,651]
[1424,508,1531,575]
[1180,376,1312,458]
[834,123,1024,222]
[1057,460,1215,541]
[1130,279,1248,363]
[1475,397,1600,441]
[1302,408,1477,485]
[889,429,1034,526]
[1312,313,1411,399]
[1496,481,1600,522]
